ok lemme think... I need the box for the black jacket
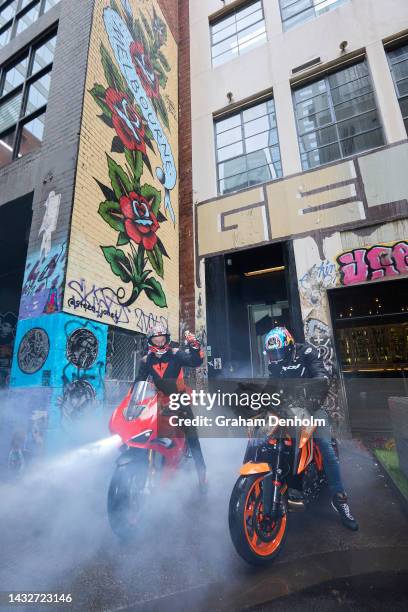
[268,343,329,405]
[136,344,203,397]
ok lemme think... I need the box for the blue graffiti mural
[19,243,66,320]
[10,313,108,452]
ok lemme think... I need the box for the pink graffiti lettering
[337,241,408,286]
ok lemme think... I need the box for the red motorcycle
[107,379,188,539]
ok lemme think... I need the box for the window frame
[279,0,349,32]
[210,0,267,68]
[292,60,385,171]
[214,96,283,196]
[386,42,408,134]
[0,25,57,165]
[0,0,57,48]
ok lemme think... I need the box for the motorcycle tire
[107,451,148,541]
[229,475,287,566]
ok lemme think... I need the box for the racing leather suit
[268,343,344,495]
[136,342,206,477]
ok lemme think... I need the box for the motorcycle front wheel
[107,451,148,541]
[229,475,287,566]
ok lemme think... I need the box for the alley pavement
[0,437,407,612]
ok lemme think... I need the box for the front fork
[262,440,284,518]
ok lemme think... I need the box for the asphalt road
[0,437,407,612]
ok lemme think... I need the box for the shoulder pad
[296,343,318,358]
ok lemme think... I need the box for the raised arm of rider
[175,339,204,368]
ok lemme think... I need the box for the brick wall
[158,0,179,42]
[177,0,196,333]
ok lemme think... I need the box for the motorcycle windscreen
[132,378,156,405]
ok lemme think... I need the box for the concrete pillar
[274,79,303,176]
[366,40,407,144]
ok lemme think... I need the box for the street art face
[64,0,179,337]
[67,328,99,370]
[59,319,107,431]
[17,328,50,374]
[337,240,408,285]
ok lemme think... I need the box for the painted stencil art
[64,0,179,336]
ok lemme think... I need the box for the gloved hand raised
[184,330,200,349]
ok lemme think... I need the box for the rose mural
[89,0,173,309]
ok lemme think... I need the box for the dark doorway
[205,242,303,378]
[329,278,408,434]
[0,194,33,387]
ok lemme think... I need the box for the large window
[210,1,266,67]
[293,61,384,171]
[0,0,59,48]
[387,44,408,135]
[280,0,349,31]
[215,98,282,195]
[0,30,56,167]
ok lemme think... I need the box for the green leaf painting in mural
[157,50,170,72]
[107,154,132,200]
[142,277,167,308]
[146,243,164,278]
[140,12,154,42]
[90,84,111,118]
[101,246,132,284]
[100,43,125,92]
[111,136,125,154]
[140,183,161,216]
[155,96,169,130]
[98,200,124,232]
[125,148,143,184]
[156,236,170,258]
[117,232,130,247]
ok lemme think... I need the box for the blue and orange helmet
[264,327,295,363]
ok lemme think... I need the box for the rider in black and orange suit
[136,323,207,493]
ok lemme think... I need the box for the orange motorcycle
[229,413,337,565]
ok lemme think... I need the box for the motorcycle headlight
[124,403,145,421]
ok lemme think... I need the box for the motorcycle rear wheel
[107,452,148,541]
[229,475,287,566]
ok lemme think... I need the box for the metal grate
[106,327,145,383]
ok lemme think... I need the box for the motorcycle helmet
[264,327,295,363]
[147,322,171,355]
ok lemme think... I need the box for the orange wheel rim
[243,476,287,556]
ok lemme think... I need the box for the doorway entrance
[329,277,408,433]
[205,242,303,378]
[0,195,33,387]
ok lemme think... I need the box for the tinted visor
[267,346,292,363]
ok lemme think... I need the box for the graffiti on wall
[294,235,344,425]
[19,242,66,319]
[0,312,17,387]
[298,259,337,321]
[337,240,408,286]
[64,0,179,337]
[66,277,168,332]
[39,191,62,258]
[58,321,106,429]
[11,313,108,446]
[17,328,50,374]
